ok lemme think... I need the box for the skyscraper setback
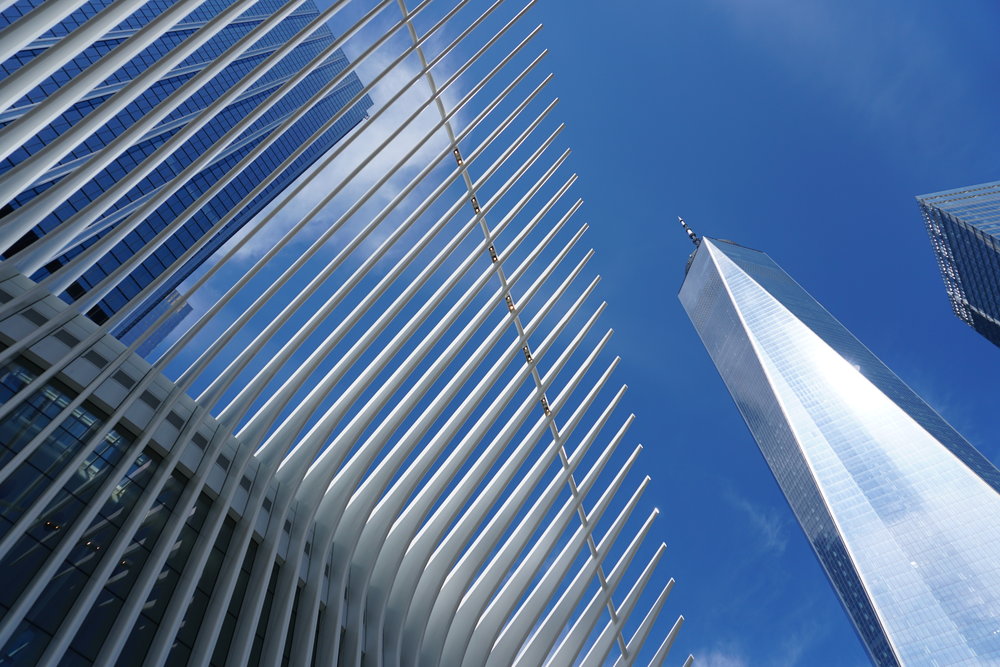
[918,180,1000,348]
[0,0,372,346]
[680,236,1000,665]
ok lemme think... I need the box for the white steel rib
[0,0,690,664]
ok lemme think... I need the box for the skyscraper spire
[678,216,701,247]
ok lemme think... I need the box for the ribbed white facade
[0,0,685,664]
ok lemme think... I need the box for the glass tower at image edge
[0,0,373,346]
[679,237,1000,666]
[918,180,1000,348]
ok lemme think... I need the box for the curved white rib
[69,0,509,318]
[0,0,351,216]
[287,177,582,667]
[16,0,410,278]
[0,0,158,112]
[0,0,133,86]
[545,509,660,666]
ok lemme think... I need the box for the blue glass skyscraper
[680,236,1000,665]
[117,288,193,357]
[918,180,1000,348]
[0,0,372,343]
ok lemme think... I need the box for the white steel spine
[203,100,566,667]
[0,0,162,112]
[143,61,548,667]
[59,0,496,314]
[1,0,383,263]
[394,0,634,654]
[195,39,549,416]
[172,47,546,387]
[0,0,686,664]
[376,248,596,666]
[0,0,98,69]
[101,0,519,335]
[10,0,407,277]
[0,0,331,207]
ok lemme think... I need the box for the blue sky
[155,0,1000,663]
[520,1,1000,664]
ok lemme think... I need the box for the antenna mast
[678,216,701,247]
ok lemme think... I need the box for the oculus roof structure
[0,0,683,664]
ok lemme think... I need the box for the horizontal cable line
[0,4,454,366]
[0,0,268,152]
[0,31,337,126]
[33,9,418,293]
[0,0,95,67]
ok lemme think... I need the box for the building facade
[0,1,682,664]
[0,0,372,344]
[117,289,193,358]
[680,237,1000,666]
[918,180,1000,347]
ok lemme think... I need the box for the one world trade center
[679,232,1000,666]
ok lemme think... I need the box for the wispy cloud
[772,621,821,666]
[227,42,457,263]
[174,22,477,349]
[693,616,828,667]
[726,492,789,556]
[692,647,750,667]
[703,0,985,164]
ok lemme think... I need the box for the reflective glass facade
[680,238,1000,666]
[0,357,269,665]
[919,180,1000,348]
[117,289,193,358]
[0,0,372,342]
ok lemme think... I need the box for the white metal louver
[0,0,687,664]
